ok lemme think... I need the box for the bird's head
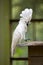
[20,8,33,26]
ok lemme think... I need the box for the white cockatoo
[11,8,33,56]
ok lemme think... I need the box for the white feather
[20,8,33,22]
[11,8,33,56]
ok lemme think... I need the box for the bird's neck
[19,18,27,26]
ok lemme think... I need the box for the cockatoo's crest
[20,8,33,22]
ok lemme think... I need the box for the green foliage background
[11,0,43,65]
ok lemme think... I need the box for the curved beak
[27,21,31,26]
[27,23,28,26]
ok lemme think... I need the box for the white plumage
[11,8,33,56]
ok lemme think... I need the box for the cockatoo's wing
[11,31,21,56]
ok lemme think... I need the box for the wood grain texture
[17,41,43,46]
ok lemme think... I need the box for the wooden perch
[17,41,43,47]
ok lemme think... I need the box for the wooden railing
[10,19,43,23]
